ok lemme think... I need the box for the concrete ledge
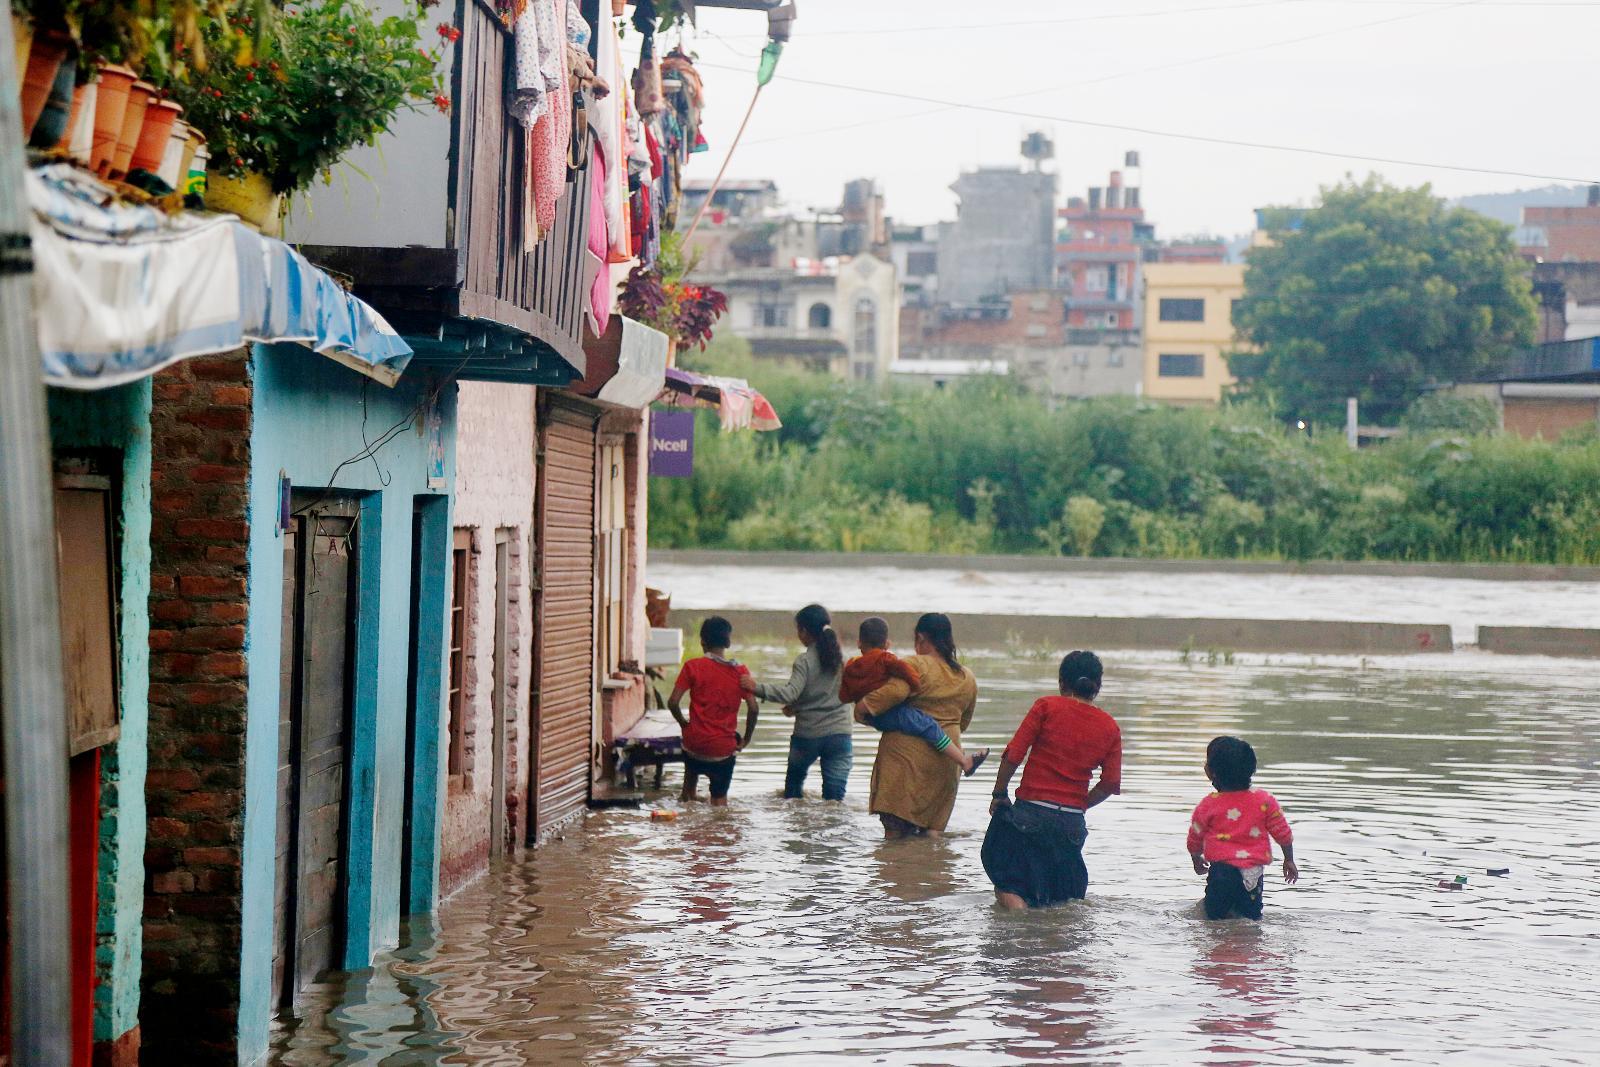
[651,549,1600,583]
[705,609,1455,656]
[1478,625,1600,658]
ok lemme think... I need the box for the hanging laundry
[586,139,613,335]
[508,5,548,127]
[526,0,572,242]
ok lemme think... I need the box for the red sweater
[1003,696,1122,810]
[1187,789,1293,868]
[839,648,921,704]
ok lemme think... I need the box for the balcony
[287,0,593,385]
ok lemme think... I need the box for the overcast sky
[638,0,1600,238]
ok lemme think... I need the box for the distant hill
[1450,184,1590,227]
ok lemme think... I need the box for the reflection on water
[270,649,1600,1065]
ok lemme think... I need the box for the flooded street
[270,645,1600,1065]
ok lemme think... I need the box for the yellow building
[1141,262,1246,405]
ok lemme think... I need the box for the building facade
[938,165,1057,305]
[1141,262,1246,405]
[1058,168,1152,332]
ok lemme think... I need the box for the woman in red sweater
[982,651,1122,909]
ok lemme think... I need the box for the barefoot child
[1186,736,1299,919]
[840,617,989,777]
[669,617,759,806]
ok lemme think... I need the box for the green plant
[168,0,447,192]
[1402,392,1501,436]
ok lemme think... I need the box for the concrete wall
[47,380,153,1059]
[711,609,1454,656]
[237,346,456,1063]
[446,382,537,889]
[1479,626,1600,658]
[651,548,1600,583]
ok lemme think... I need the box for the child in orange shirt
[841,617,988,776]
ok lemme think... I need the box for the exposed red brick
[195,601,249,625]
[151,871,195,894]
[144,769,202,792]
[187,409,250,432]
[196,652,247,678]
[180,846,239,867]
[187,357,248,382]
[189,463,248,485]
[211,385,251,406]
[151,600,193,624]
[174,625,246,651]
[176,575,245,599]
[204,545,249,566]
[173,518,250,541]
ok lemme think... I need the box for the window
[1159,353,1205,377]
[1029,295,1049,312]
[808,302,832,330]
[1084,266,1109,293]
[853,296,877,355]
[906,250,937,276]
[1103,312,1120,328]
[1159,298,1205,322]
[54,473,120,754]
[447,529,471,779]
[756,303,790,328]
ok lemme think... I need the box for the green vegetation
[1233,178,1537,425]
[649,337,1600,565]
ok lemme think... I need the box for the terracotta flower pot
[109,80,154,179]
[30,58,77,148]
[90,64,136,175]
[131,99,181,175]
[10,13,32,91]
[206,169,282,233]
[19,28,72,140]
[65,78,96,162]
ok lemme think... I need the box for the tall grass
[650,338,1600,565]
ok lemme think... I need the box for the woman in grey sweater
[740,603,853,800]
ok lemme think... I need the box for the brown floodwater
[269,647,1600,1065]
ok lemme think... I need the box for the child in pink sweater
[1186,736,1298,920]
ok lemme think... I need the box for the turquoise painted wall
[238,345,455,1064]
[46,380,154,1044]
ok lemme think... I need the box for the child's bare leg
[680,772,699,802]
[709,796,729,808]
[995,890,1028,911]
[939,740,991,777]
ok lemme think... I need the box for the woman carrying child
[858,613,979,839]
[739,604,854,801]
[982,651,1122,909]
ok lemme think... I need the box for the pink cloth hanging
[586,139,613,334]
[527,0,572,243]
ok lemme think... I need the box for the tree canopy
[1230,177,1537,425]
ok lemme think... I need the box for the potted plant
[167,0,447,230]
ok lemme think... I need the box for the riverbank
[648,554,1600,652]
[652,548,1600,583]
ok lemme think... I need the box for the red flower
[239,111,251,121]
[435,22,460,42]
[245,70,255,81]
[432,93,451,112]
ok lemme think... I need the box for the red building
[1057,169,1153,331]
[1521,186,1600,263]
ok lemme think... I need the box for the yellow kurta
[862,655,978,832]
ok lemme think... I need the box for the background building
[937,136,1058,305]
[1141,261,1246,405]
[1058,159,1152,332]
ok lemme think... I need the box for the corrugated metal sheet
[532,395,598,837]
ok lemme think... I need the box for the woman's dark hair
[915,612,961,673]
[1206,736,1257,792]
[1058,650,1103,700]
[700,616,733,650]
[796,603,843,674]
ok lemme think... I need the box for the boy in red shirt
[1187,736,1299,920]
[840,617,988,776]
[669,616,759,806]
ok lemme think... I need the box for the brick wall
[141,352,253,1061]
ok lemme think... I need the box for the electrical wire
[737,0,1493,147]
[693,62,1596,185]
[708,0,1600,38]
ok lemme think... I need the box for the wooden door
[273,499,358,1009]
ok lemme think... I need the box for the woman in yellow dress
[856,613,978,838]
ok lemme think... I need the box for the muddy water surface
[270,648,1600,1065]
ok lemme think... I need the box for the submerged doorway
[273,495,359,1011]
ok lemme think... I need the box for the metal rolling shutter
[532,395,599,837]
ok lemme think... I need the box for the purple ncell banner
[649,409,695,478]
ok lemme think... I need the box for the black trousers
[1204,862,1264,920]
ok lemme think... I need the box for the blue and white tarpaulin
[28,164,413,390]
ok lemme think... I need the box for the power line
[709,0,1600,38]
[739,0,1492,147]
[697,62,1597,184]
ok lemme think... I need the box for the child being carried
[840,617,989,777]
